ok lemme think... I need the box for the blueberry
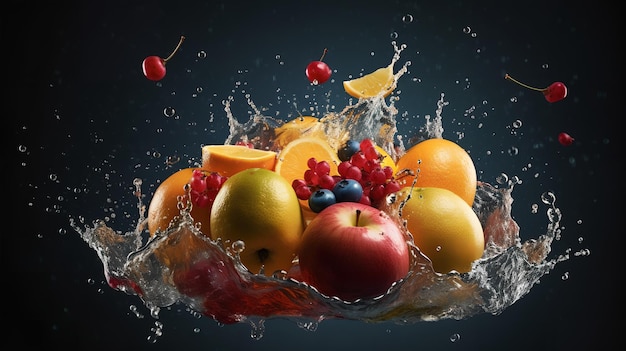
[337,140,360,162]
[332,179,363,203]
[308,188,337,213]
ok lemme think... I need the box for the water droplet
[561,272,569,280]
[197,50,207,59]
[512,119,522,128]
[542,63,549,69]
[531,203,539,214]
[462,26,471,34]
[577,219,583,225]
[541,191,556,205]
[390,31,398,39]
[496,173,509,184]
[450,333,461,342]
[18,144,27,152]
[193,327,201,333]
[163,107,176,117]
[578,237,584,243]
[232,240,245,253]
[471,32,477,38]
[402,14,414,23]
[435,246,442,252]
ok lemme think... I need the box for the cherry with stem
[142,35,186,82]
[504,73,567,103]
[306,48,332,85]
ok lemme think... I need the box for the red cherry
[142,35,185,81]
[558,132,574,146]
[504,73,567,103]
[305,48,332,85]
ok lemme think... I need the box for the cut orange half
[343,63,396,99]
[274,136,340,213]
[201,144,277,177]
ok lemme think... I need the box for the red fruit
[558,132,574,146]
[504,73,567,103]
[142,35,185,81]
[305,48,332,85]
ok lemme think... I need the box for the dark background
[7,1,621,350]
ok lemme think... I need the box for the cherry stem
[319,48,328,62]
[355,209,361,226]
[164,35,186,63]
[504,73,545,92]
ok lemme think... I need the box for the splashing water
[71,41,576,339]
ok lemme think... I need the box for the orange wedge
[201,144,277,177]
[343,63,396,99]
[274,136,340,214]
[273,116,324,149]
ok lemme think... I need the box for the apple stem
[164,35,186,63]
[355,209,361,226]
[319,48,328,62]
[504,73,545,92]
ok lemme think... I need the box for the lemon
[209,168,304,276]
[343,63,396,99]
[390,187,484,273]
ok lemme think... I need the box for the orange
[201,144,277,177]
[343,63,396,99]
[273,116,324,149]
[395,138,477,206]
[274,136,340,217]
[389,187,484,273]
[147,167,212,237]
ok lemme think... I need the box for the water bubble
[450,333,461,342]
[390,31,398,39]
[512,119,522,128]
[232,240,245,254]
[18,144,27,152]
[463,26,471,34]
[402,14,414,23]
[471,32,477,38]
[163,107,176,118]
[197,50,207,59]
[49,173,58,181]
[541,191,556,205]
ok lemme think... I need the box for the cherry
[504,73,567,103]
[558,132,574,146]
[142,35,186,81]
[305,48,332,85]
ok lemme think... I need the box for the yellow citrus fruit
[393,187,484,273]
[274,136,340,214]
[147,168,212,237]
[396,138,477,206]
[273,116,324,149]
[201,144,277,178]
[343,63,395,99]
[210,168,304,276]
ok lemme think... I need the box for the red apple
[297,202,410,301]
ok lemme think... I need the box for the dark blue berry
[332,179,363,203]
[309,188,337,213]
[337,140,361,162]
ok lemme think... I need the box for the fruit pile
[146,65,485,303]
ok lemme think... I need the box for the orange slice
[274,137,341,214]
[201,145,277,177]
[343,63,395,99]
[273,116,324,149]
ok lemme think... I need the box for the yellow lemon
[343,63,396,99]
[391,187,484,274]
[201,144,277,177]
[210,168,304,276]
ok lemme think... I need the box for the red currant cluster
[292,159,340,201]
[291,139,401,209]
[189,169,228,208]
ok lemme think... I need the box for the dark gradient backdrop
[7,1,621,350]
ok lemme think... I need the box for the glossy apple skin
[297,202,410,301]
